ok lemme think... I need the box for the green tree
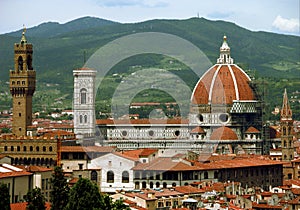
[0,183,10,210]
[65,178,102,210]
[25,187,46,210]
[111,197,130,210]
[50,166,69,210]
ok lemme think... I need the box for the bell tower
[73,68,96,138]
[9,28,36,136]
[280,89,294,161]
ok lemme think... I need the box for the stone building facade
[73,68,96,138]
[9,28,36,136]
[90,36,265,155]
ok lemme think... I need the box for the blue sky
[1,0,299,35]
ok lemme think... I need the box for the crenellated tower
[280,88,294,161]
[9,28,36,136]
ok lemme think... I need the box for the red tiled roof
[195,156,283,170]
[132,157,199,171]
[210,126,238,140]
[11,202,51,210]
[203,182,226,192]
[16,165,52,172]
[190,126,205,134]
[191,64,255,105]
[118,149,157,160]
[61,146,115,153]
[0,171,32,179]
[174,185,205,194]
[283,179,300,187]
[289,196,300,204]
[245,126,260,133]
[252,202,282,209]
[69,177,79,184]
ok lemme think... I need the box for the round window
[198,114,204,122]
[148,130,154,136]
[219,113,229,122]
[174,130,180,137]
[121,130,128,137]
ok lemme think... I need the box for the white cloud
[272,15,299,33]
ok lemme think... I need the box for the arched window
[163,182,167,188]
[142,181,147,189]
[36,146,39,152]
[80,115,83,123]
[43,146,46,152]
[204,171,208,179]
[134,171,140,179]
[150,182,154,188]
[84,115,88,123]
[214,171,218,179]
[30,146,33,151]
[49,146,53,152]
[91,170,98,181]
[23,146,27,152]
[156,182,160,188]
[283,127,286,135]
[135,182,140,189]
[122,171,129,183]
[17,146,20,151]
[27,55,32,70]
[80,88,87,104]
[284,155,287,160]
[18,56,23,70]
[107,171,114,183]
[284,140,287,147]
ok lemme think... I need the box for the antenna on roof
[197,13,199,18]
[83,50,86,64]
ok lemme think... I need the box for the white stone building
[88,152,136,193]
[73,67,96,138]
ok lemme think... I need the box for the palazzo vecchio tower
[9,28,36,136]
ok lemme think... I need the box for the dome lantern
[217,35,233,64]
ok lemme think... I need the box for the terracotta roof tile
[61,145,115,153]
[11,202,51,210]
[174,185,205,194]
[245,126,260,133]
[16,165,52,172]
[251,202,282,209]
[192,64,255,105]
[132,158,199,171]
[118,149,157,160]
[190,126,205,133]
[210,126,238,140]
[0,171,32,179]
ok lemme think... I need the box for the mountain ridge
[0,16,299,118]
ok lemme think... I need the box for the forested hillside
[0,16,299,119]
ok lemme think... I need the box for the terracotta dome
[210,126,238,140]
[191,36,256,105]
